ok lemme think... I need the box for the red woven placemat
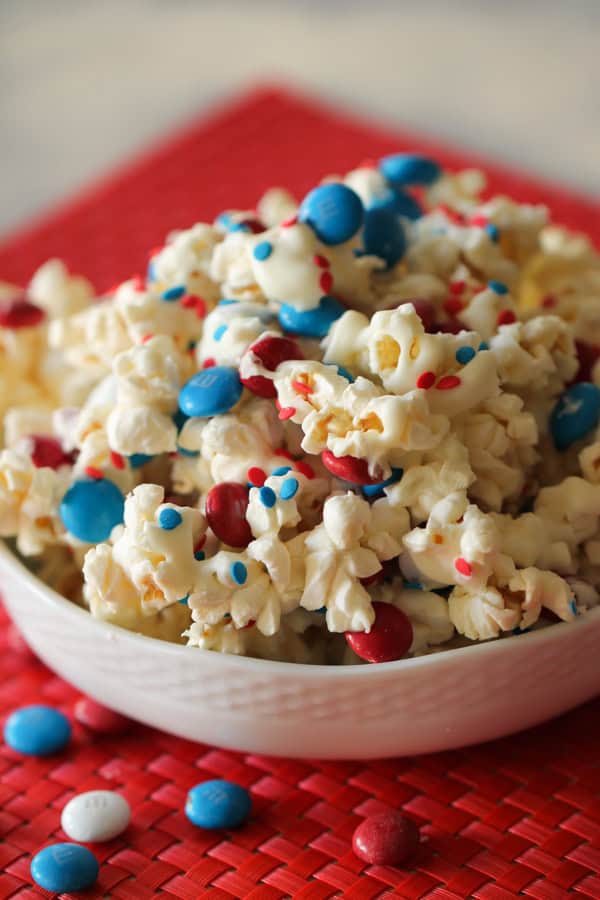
[1,85,600,899]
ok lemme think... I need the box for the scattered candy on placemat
[73,696,132,733]
[185,779,252,829]
[61,790,131,843]
[30,843,99,893]
[4,704,71,756]
[352,811,421,867]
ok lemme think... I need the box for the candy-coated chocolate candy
[179,366,243,417]
[321,450,383,486]
[279,295,345,338]
[345,602,413,662]
[361,467,403,499]
[31,843,99,893]
[379,153,441,186]
[205,482,252,548]
[574,341,600,383]
[61,790,131,843]
[29,435,74,469]
[298,183,364,245]
[59,477,125,543]
[186,779,252,829]
[398,298,436,331]
[74,697,131,734]
[550,382,600,450]
[362,208,406,268]
[352,811,420,866]
[241,335,303,398]
[368,188,423,220]
[0,295,46,328]
[431,318,463,334]
[4,704,71,756]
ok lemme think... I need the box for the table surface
[1,84,600,899]
[1,0,599,236]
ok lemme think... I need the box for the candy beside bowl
[2,540,600,760]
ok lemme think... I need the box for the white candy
[61,790,130,843]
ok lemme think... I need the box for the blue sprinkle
[456,346,476,365]
[379,153,441,187]
[361,467,404,499]
[253,241,273,261]
[194,549,205,561]
[158,508,182,530]
[213,324,228,342]
[488,280,508,295]
[218,298,239,306]
[335,365,355,382]
[128,452,155,468]
[570,599,578,616]
[173,409,188,431]
[299,183,364,245]
[271,466,292,476]
[30,843,99,893]
[280,477,299,500]
[161,285,186,302]
[186,779,251,829]
[315,606,327,614]
[4,705,71,756]
[230,561,247,585]
[259,486,276,508]
[403,581,423,590]
[178,593,190,605]
[485,223,500,242]
[478,341,489,351]
[177,445,200,457]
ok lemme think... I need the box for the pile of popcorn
[2,152,600,665]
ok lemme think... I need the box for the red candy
[385,298,436,333]
[497,309,517,326]
[241,335,304,398]
[574,341,600,383]
[0,295,46,329]
[432,318,463,334]
[345,602,413,663]
[30,435,75,470]
[321,450,383,486]
[74,697,132,734]
[205,482,252,548]
[352,811,420,867]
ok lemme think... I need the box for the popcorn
[3,151,600,664]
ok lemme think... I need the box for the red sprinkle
[436,204,463,224]
[141,333,154,343]
[84,466,104,480]
[294,461,316,480]
[275,448,295,461]
[0,296,46,329]
[278,405,297,421]
[292,379,313,395]
[319,271,334,294]
[497,309,517,326]
[455,557,473,577]
[313,254,330,269]
[243,620,256,630]
[436,375,461,390]
[110,451,125,470]
[30,436,74,470]
[469,214,488,227]
[281,216,297,228]
[416,371,436,390]
[203,357,216,368]
[74,697,132,735]
[247,466,267,486]
[448,280,466,295]
[443,297,463,316]
[182,294,207,318]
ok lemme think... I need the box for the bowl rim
[2,539,598,679]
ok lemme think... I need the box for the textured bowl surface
[1,541,599,759]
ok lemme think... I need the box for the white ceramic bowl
[2,541,600,759]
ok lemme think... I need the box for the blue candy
[362,207,406,268]
[158,508,182,530]
[4,705,71,756]
[31,844,99,893]
[298,183,364,245]
[488,280,508,295]
[456,346,476,365]
[185,779,252,829]
[379,153,441,186]
[361,467,404,499]
[550,382,600,451]
[179,366,243,418]
[129,452,155,468]
[280,477,299,500]
[278,295,345,338]
[368,188,423,221]
[59,478,125,543]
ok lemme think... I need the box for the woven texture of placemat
[1,86,600,899]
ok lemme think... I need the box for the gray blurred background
[1,0,599,236]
